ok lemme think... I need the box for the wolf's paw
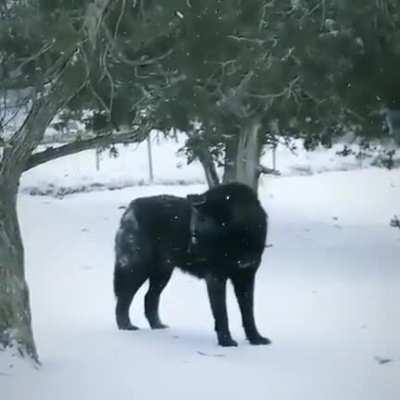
[218,335,238,347]
[248,335,271,345]
[150,322,169,330]
[118,322,140,331]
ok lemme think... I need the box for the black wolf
[113,182,270,347]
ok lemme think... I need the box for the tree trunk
[0,0,113,364]
[196,148,220,188]
[0,51,87,365]
[186,130,220,188]
[0,98,74,364]
[223,134,239,185]
[0,179,38,362]
[223,119,263,192]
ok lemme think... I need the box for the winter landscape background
[2,3,400,399]
[1,136,399,400]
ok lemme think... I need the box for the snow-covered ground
[1,139,400,399]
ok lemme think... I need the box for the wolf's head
[187,183,267,263]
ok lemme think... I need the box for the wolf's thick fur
[114,182,270,346]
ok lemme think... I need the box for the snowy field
[20,133,387,196]
[1,138,400,400]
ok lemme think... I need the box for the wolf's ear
[187,194,206,208]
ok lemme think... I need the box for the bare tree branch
[257,164,281,176]
[114,0,127,41]
[102,22,174,68]
[14,41,54,74]
[85,0,112,48]
[1,62,89,179]
[227,35,265,45]
[24,129,145,171]
[249,76,300,100]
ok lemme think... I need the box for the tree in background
[140,0,400,189]
[5,1,398,192]
[0,0,95,362]
[0,0,175,363]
